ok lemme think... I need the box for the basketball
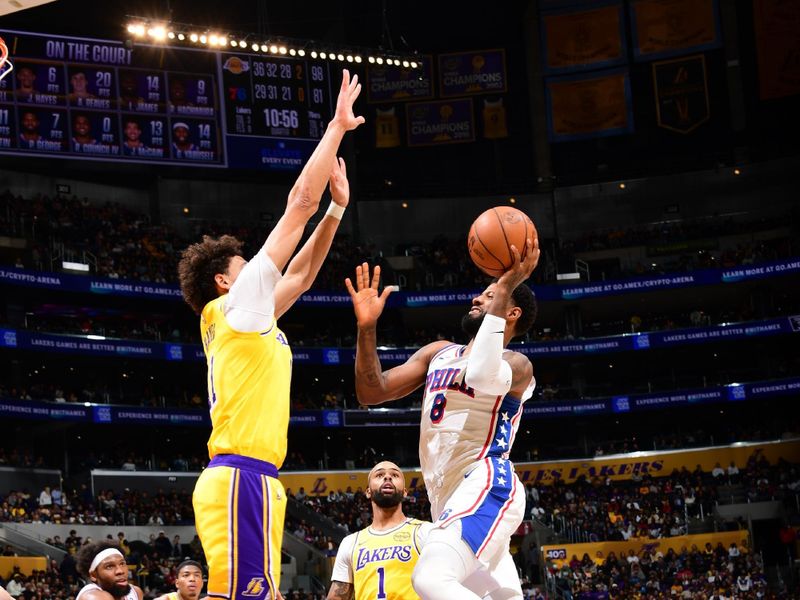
[467,206,537,277]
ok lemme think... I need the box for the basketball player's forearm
[355,325,388,404]
[287,121,346,212]
[327,581,354,600]
[265,123,347,270]
[284,214,341,286]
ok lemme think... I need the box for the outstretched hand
[332,69,365,131]
[345,263,396,328]
[329,157,349,207]
[496,237,540,291]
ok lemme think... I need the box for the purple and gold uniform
[193,264,291,600]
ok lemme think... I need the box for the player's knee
[412,552,445,598]
[412,540,465,595]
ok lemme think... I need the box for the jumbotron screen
[0,29,334,170]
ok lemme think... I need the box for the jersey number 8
[429,393,446,424]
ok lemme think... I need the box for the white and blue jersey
[419,343,534,563]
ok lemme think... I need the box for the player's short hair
[178,234,243,315]
[76,541,124,578]
[176,560,203,574]
[511,284,537,338]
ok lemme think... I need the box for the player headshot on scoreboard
[169,77,194,108]
[15,64,38,101]
[171,121,197,157]
[68,70,96,103]
[18,110,41,148]
[121,117,148,156]
[68,66,114,109]
[169,74,214,116]
[71,113,97,150]
[119,71,144,110]
[19,108,66,152]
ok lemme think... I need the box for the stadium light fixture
[123,17,421,68]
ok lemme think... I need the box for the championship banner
[541,4,626,73]
[653,54,710,133]
[438,49,507,97]
[543,531,749,566]
[481,97,508,139]
[374,105,401,148]
[753,0,800,100]
[366,55,434,103]
[546,68,633,141]
[281,439,800,494]
[630,0,721,61]
[406,98,475,146]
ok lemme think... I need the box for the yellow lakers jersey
[352,519,425,600]
[163,593,179,600]
[200,295,292,467]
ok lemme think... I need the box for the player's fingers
[509,244,521,267]
[355,264,365,290]
[341,69,349,90]
[371,265,382,289]
[361,262,370,289]
[344,277,356,298]
[353,82,362,99]
[355,115,366,126]
[338,156,346,175]
[350,73,359,90]
[380,284,397,302]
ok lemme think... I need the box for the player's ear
[214,272,229,291]
[506,305,521,324]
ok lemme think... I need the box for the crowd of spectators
[547,542,767,600]
[2,191,797,290]
[0,528,206,600]
[527,452,800,544]
[565,212,791,253]
[287,484,432,536]
[0,486,194,526]
[14,298,800,349]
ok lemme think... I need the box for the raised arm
[273,157,349,318]
[263,69,364,272]
[346,263,449,405]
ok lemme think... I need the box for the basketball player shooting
[346,238,540,600]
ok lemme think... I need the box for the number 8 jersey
[419,344,535,518]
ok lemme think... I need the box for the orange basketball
[467,206,537,277]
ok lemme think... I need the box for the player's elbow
[287,181,320,216]
[464,361,513,396]
[355,387,385,406]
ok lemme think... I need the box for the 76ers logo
[438,509,453,522]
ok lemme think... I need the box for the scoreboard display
[0,30,334,171]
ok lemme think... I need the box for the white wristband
[325,202,346,220]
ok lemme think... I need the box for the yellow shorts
[193,454,286,600]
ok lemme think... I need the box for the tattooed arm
[347,263,450,405]
[326,581,354,600]
[354,335,448,406]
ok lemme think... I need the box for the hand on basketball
[345,263,396,327]
[496,237,539,290]
[332,69,365,131]
[329,157,349,207]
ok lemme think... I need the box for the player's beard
[371,487,404,509]
[99,582,132,598]
[461,310,485,339]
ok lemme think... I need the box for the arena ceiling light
[123,17,420,68]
